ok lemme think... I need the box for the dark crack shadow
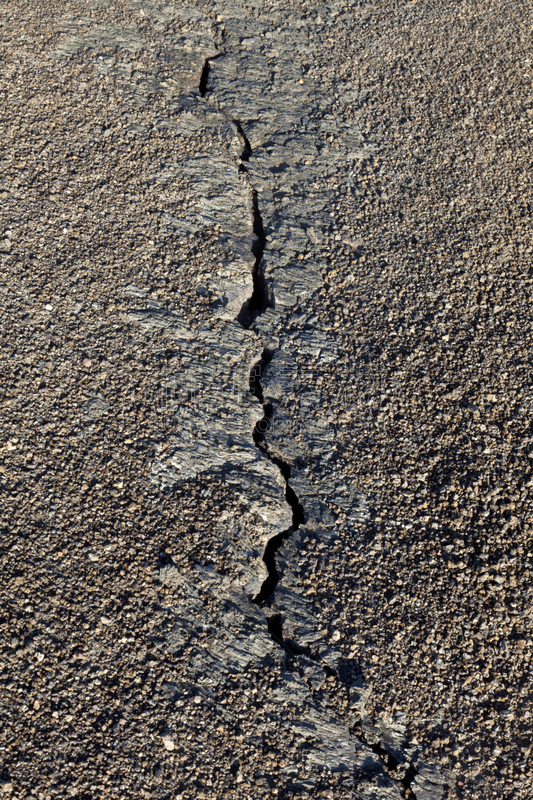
[201,54,272,328]
[248,350,305,607]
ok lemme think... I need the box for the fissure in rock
[198,54,305,640]
[369,737,419,790]
[249,349,305,609]
[198,58,211,97]
[238,185,269,328]
[199,55,270,328]
[220,114,270,328]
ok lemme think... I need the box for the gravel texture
[1,1,531,799]
[298,4,533,798]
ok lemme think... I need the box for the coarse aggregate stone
[1,0,531,798]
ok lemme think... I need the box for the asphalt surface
[1,1,532,799]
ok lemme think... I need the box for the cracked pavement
[1,1,532,799]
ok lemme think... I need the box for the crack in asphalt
[199,37,271,324]
[199,50,304,646]
[350,718,420,792]
[196,45,447,800]
[249,349,305,609]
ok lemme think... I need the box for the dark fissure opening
[249,349,273,427]
[266,614,283,644]
[348,714,423,795]
[210,111,270,328]
[236,178,269,327]
[199,55,221,98]
[199,60,210,97]
[253,529,291,605]
[365,737,418,792]
[246,192,270,323]
[249,351,306,609]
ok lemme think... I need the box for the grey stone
[84,395,111,420]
